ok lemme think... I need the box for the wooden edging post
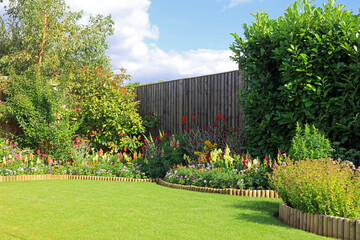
[278,203,360,240]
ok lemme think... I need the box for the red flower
[124,147,127,152]
[164,133,168,137]
[265,155,269,165]
[223,118,227,121]
[120,132,124,136]
[181,116,186,123]
[157,136,161,140]
[217,113,222,119]
[36,150,40,155]
[192,115,196,119]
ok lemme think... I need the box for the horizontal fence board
[135,70,245,136]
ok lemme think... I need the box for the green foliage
[73,66,145,152]
[269,158,360,219]
[230,0,360,159]
[165,162,271,190]
[140,133,186,178]
[182,121,245,160]
[0,0,143,157]
[289,123,333,161]
[4,71,79,159]
[332,142,360,167]
[0,0,114,76]
[142,112,161,129]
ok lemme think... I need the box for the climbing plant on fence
[230,0,360,164]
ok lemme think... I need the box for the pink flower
[41,154,46,158]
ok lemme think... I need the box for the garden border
[156,178,280,198]
[0,175,280,199]
[0,175,154,182]
[279,203,360,240]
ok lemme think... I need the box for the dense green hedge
[230,0,360,162]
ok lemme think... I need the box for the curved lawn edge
[0,174,154,183]
[0,175,280,199]
[156,178,280,198]
[279,203,360,240]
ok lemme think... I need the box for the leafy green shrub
[289,123,333,161]
[332,142,360,167]
[140,133,186,178]
[230,0,360,160]
[72,66,145,152]
[269,158,360,219]
[3,71,78,160]
[142,112,161,130]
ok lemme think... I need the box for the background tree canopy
[0,0,144,159]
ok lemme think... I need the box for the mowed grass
[0,180,328,240]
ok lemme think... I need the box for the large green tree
[230,0,360,164]
[0,0,114,77]
[0,0,114,159]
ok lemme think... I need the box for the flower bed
[0,150,149,179]
[0,174,153,182]
[164,162,271,190]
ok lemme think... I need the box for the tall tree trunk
[38,10,47,70]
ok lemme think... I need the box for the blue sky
[148,0,359,52]
[1,0,359,83]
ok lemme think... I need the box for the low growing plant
[268,158,360,219]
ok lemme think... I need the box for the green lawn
[0,180,329,240]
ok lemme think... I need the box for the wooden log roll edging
[0,175,155,183]
[156,178,280,198]
[279,203,360,240]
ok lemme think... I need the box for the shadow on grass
[230,199,288,227]
[0,230,27,240]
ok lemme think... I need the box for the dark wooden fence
[135,70,246,136]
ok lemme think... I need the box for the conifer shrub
[289,123,333,161]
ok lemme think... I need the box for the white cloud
[68,0,239,83]
[0,0,237,83]
[219,0,253,10]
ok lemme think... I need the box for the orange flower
[98,149,103,157]
[120,132,124,136]
[217,113,222,119]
